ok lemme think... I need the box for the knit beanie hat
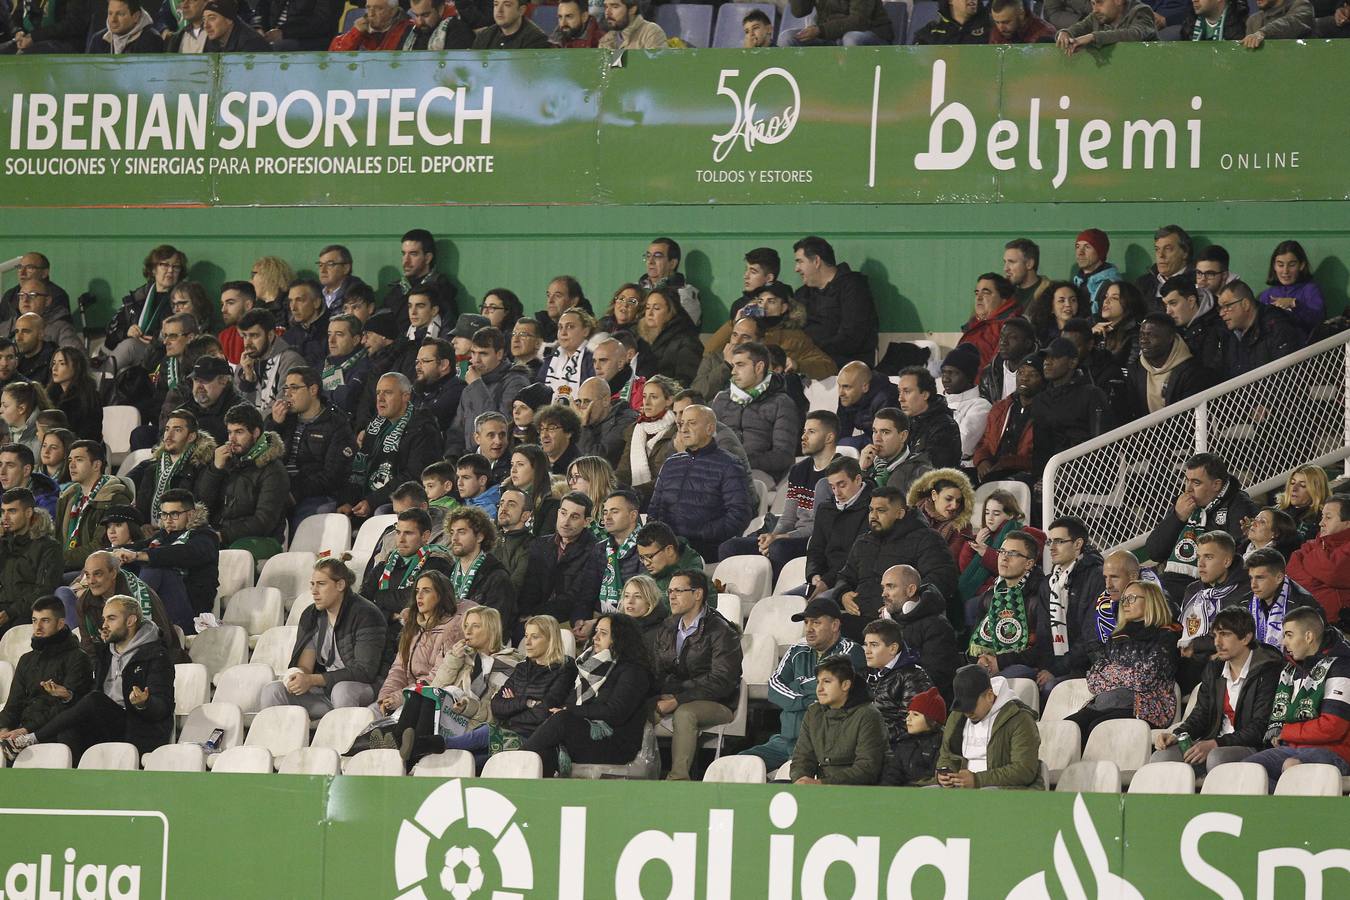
[1075,229,1110,262]
[907,687,947,725]
[942,343,981,382]
[204,0,238,18]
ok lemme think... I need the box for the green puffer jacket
[789,693,888,785]
[0,627,93,732]
[936,686,1044,789]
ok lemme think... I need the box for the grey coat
[444,359,532,456]
[710,374,802,480]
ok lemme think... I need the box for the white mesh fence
[1044,332,1350,554]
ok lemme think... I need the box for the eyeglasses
[16,291,49,301]
[316,260,348,270]
[1119,594,1146,605]
[996,548,1032,560]
[615,296,641,307]
[566,472,585,483]
[667,587,697,597]
[480,303,506,313]
[643,252,667,262]
[537,424,563,435]
[510,330,536,339]
[281,384,307,394]
[159,508,189,519]
[637,548,665,564]
[1195,269,1224,279]
[156,263,184,272]
[1217,298,1247,311]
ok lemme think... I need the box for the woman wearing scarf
[1240,507,1302,562]
[616,374,681,508]
[1066,581,1180,749]
[906,468,976,566]
[524,612,656,777]
[957,489,1043,607]
[104,245,185,372]
[537,308,596,406]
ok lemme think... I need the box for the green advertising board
[2,770,1349,898]
[1,42,1346,208]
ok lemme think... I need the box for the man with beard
[13,314,54,386]
[882,564,961,702]
[401,0,473,47]
[0,597,93,750]
[198,403,289,561]
[361,508,453,672]
[0,339,24,393]
[130,410,216,530]
[382,229,457,330]
[598,0,668,51]
[112,488,219,631]
[412,338,464,433]
[179,356,241,444]
[217,281,254,365]
[236,309,305,414]
[445,507,516,620]
[470,0,551,46]
[0,487,61,639]
[575,376,638,467]
[445,327,531,457]
[272,367,357,530]
[551,0,601,45]
[973,354,1043,484]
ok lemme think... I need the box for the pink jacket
[378,619,458,705]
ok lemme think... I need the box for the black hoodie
[892,583,962,702]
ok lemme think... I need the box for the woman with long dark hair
[373,570,462,717]
[1,380,50,457]
[509,444,559,536]
[1092,280,1148,369]
[48,347,103,443]
[479,288,523,335]
[1259,240,1324,335]
[635,286,702,388]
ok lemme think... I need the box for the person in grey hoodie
[1056,0,1157,52]
[234,309,305,414]
[443,327,531,457]
[1242,0,1314,45]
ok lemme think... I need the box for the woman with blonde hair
[620,574,669,653]
[616,374,682,505]
[250,255,296,320]
[1067,579,1180,747]
[1277,464,1328,545]
[566,455,616,541]
[538,307,596,404]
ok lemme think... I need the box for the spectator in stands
[957,274,1021,377]
[1146,453,1257,603]
[329,0,411,48]
[637,238,700,326]
[1288,496,1350,626]
[371,570,459,718]
[1246,606,1350,788]
[130,410,215,529]
[914,0,990,43]
[1218,279,1304,377]
[1258,240,1324,335]
[444,507,516,626]
[1241,507,1302,561]
[198,403,288,560]
[957,485,1029,604]
[249,257,294,323]
[1152,607,1280,771]
[403,0,472,48]
[101,245,183,371]
[596,489,643,613]
[4,595,173,764]
[525,612,656,777]
[217,281,254,365]
[13,314,55,386]
[908,468,975,569]
[804,457,873,596]
[350,312,412,429]
[0,257,67,323]
[468,412,513,488]
[57,440,132,573]
[1068,229,1118,314]
[935,665,1043,789]
[319,315,367,418]
[564,456,615,541]
[648,405,753,562]
[538,309,595,405]
[535,403,581,476]
[519,492,605,634]
[0,596,92,749]
[344,373,441,519]
[1132,225,1194,310]
[236,309,305,414]
[510,318,545,378]
[862,618,934,751]
[1056,0,1158,51]
[792,236,878,369]
[472,0,550,46]
[1027,338,1111,478]
[652,569,742,780]
[62,551,179,659]
[0,442,57,519]
[1181,0,1248,38]
[383,229,456,330]
[743,597,865,770]
[446,327,530,456]
[704,283,838,388]
[989,0,1056,40]
[1067,580,1179,745]
[858,407,931,493]
[1037,516,1107,682]
[1093,281,1146,369]
[693,314,759,400]
[835,362,898,451]
[38,428,72,486]
[138,313,197,434]
[534,275,591,344]
[507,443,558,536]
[711,342,800,483]
[1177,531,1247,690]
[882,565,961,701]
[1243,0,1314,46]
[978,316,1036,405]
[616,375,680,505]
[782,0,894,44]
[635,521,705,600]
[623,576,669,653]
[410,338,462,434]
[282,280,329,367]
[634,287,701,389]
[895,366,962,469]
[454,454,502,518]
[597,284,643,340]
[1240,548,1319,647]
[493,486,533,592]
[791,655,887,785]
[421,461,459,514]
[881,686,946,786]
[939,345,991,467]
[272,367,356,528]
[0,341,22,395]
[1028,281,1080,346]
[1278,464,1328,545]
[967,529,1050,670]
[974,353,1041,482]
[1125,313,1214,420]
[0,486,59,639]
[592,336,644,412]
[362,508,453,669]
[15,281,78,351]
[574,377,637,467]
[202,0,272,50]
[113,488,218,630]
[261,558,386,715]
[314,245,362,314]
[742,7,773,45]
[92,0,164,55]
[552,0,601,45]
[341,283,377,324]
[1001,239,1050,313]
[831,484,959,641]
[1161,273,1226,375]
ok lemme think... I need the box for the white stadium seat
[345,748,405,777]
[559,628,576,659]
[222,587,284,649]
[352,514,397,559]
[1127,761,1195,795]
[1275,763,1343,797]
[1082,719,1151,785]
[1037,720,1082,787]
[189,625,249,685]
[713,555,772,611]
[1006,677,1040,714]
[178,702,244,752]
[0,625,34,668]
[715,592,743,625]
[174,662,211,724]
[0,660,14,706]
[257,552,318,601]
[77,742,139,771]
[216,549,256,614]
[102,406,140,465]
[251,626,299,678]
[15,744,72,769]
[212,663,275,716]
[244,705,310,764]
[480,750,543,779]
[311,707,375,754]
[116,447,153,477]
[703,755,766,784]
[1201,762,1268,796]
[142,744,207,772]
[290,513,352,555]
[277,746,341,776]
[741,632,775,702]
[212,746,273,774]
[1056,760,1121,793]
[414,750,477,778]
[773,556,807,596]
[745,596,806,655]
[287,594,315,626]
[1041,679,1092,722]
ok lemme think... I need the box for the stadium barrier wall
[0,769,1346,898]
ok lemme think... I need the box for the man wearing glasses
[1,254,70,321]
[638,238,702,326]
[509,319,545,379]
[535,404,582,476]
[967,530,1052,681]
[1040,516,1105,697]
[316,245,366,314]
[13,280,80,350]
[272,367,357,535]
[111,488,219,633]
[1217,280,1304,378]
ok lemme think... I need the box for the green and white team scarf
[598,532,638,612]
[64,475,110,549]
[450,552,485,602]
[1270,655,1335,725]
[969,576,1031,656]
[150,452,188,519]
[351,404,414,491]
[728,374,771,406]
[322,348,366,391]
[378,543,448,592]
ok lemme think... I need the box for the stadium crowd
[1,0,1345,54]
[0,226,1347,791]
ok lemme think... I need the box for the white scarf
[1048,559,1075,657]
[627,411,676,487]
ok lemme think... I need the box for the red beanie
[907,687,947,725]
[1076,229,1110,262]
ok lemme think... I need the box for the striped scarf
[571,647,614,706]
[64,475,110,548]
[598,531,638,613]
[969,576,1031,655]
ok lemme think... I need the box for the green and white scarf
[163,356,181,393]
[150,451,187,519]
[377,543,448,592]
[598,531,638,612]
[322,348,366,391]
[728,374,771,406]
[123,570,156,623]
[1271,655,1335,725]
[450,552,485,602]
[240,431,273,464]
[1190,7,1226,40]
[969,576,1031,655]
[65,475,110,549]
[869,449,910,488]
[351,404,414,491]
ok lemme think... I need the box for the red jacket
[329,18,412,51]
[1288,527,1350,625]
[1278,634,1350,765]
[971,394,1034,475]
[958,296,1022,378]
[989,16,1056,44]
[218,326,244,366]
[554,16,601,47]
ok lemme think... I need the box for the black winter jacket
[837,375,898,448]
[131,432,216,523]
[578,402,639,467]
[132,508,220,615]
[906,395,963,470]
[1180,306,1228,375]
[866,650,934,748]
[277,403,357,503]
[519,530,605,624]
[105,282,170,350]
[1174,643,1282,747]
[456,552,518,627]
[1028,372,1111,475]
[290,593,388,690]
[652,607,743,708]
[1223,303,1304,378]
[92,624,176,755]
[413,375,465,434]
[648,441,753,562]
[637,319,703,389]
[881,729,942,786]
[914,2,991,43]
[205,16,272,50]
[807,483,872,586]
[893,583,962,702]
[1049,547,1107,679]
[0,509,61,631]
[490,657,578,738]
[544,660,654,764]
[1145,477,1257,602]
[831,512,959,642]
[350,409,442,510]
[0,628,93,733]
[197,430,290,545]
[795,263,879,368]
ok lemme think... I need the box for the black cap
[752,281,793,304]
[951,664,992,714]
[1045,338,1078,360]
[101,504,143,526]
[364,309,400,340]
[1017,352,1045,375]
[191,356,231,381]
[791,596,843,622]
[452,313,490,340]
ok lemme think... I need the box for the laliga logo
[1006,795,1142,900]
[710,68,801,163]
[393,779,533,900]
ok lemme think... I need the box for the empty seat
[258,552,317,601]
[212,663,275,716]
[480,750,543,779]
[345,748,405,777]
[103,406,140,465]
[1274,763,1343,797]
[190,625,249,686]
[1201,762,1268,796]
[277,746,341,776]
[289,513,352,555]
[713,556,772,610]
[742,632,775,701]
[212,746,273,774]
[116,447,153,478]
[654,3,713,46]
[311,707,375,754]
[251,625,299,678]
[15,744,72,769]
[413,750,477,778]
[711,2,777,48]
[1127,761,1195,794]
[1041,679,1092,722]
[142,744,206,772]
[352,514,396,559]
[703,754,766,784]
[287,593,315,626]
[771,760,792,782]
[907,0,939,42]
[1082,719,1151,785]
[77,742,139,771]
[1037,719,1082,787]
[216,549,256,613]
[222,587,284,648]
[529,3,558,34]
[715,592,743,625]
[178,701,244,751]
[1007,677,1040,714]
[244,705,310,763]
[882,1,907,45]
[773,556,807,596]
[0,625,34,668]
[745,595,806,655]
[1056,760,1121,793]
[174,662,211,724]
